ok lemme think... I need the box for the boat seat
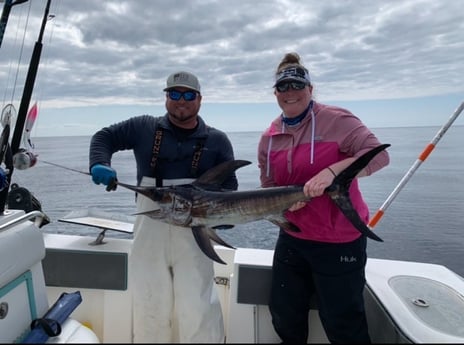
[0,210,100,343]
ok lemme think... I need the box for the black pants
[269,232,371,344]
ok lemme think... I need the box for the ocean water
[9,125,464,277]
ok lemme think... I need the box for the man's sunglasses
[276,81,307,93]
[167,90,198,101]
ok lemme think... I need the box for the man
[89,71,237,343]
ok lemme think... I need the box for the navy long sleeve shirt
[89,113,238,190]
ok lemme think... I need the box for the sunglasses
[167,90,198,101]
[275,81,307,93]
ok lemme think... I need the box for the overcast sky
[1,0,463,136]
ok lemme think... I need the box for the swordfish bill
[116,144,390,264]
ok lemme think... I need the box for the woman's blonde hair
[276,52,305,74]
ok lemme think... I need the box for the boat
[2,1,464,343]
[2,206,464,343]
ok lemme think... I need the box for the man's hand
[90,164,117,191]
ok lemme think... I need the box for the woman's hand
[303,167,335,198]
[288,167,336,211]
[288,201,306,212]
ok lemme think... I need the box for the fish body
[148,183,308,231]
[116,144,390,264]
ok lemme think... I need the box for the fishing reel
[7,183,50,227]
[1,104,16,129]
[12,148,38,170]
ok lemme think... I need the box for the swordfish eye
[172,197,191,212]
[170,196,192,226]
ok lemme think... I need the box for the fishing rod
[0,0,29,49]
[10,0,51,155]
[0,0,52,214]
[40,159,120,192]
[40,159,90,176]
[368,101,464,229]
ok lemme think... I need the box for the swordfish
[114,144,390,264]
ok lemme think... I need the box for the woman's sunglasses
[167,90,198,101]
[276,81,307,93]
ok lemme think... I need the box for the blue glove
[90,164,117,191]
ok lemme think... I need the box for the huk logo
[340,255,357,263]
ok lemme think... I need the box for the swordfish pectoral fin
[206,228,236,249]
[325,144,390,242]
[269,215,301,232]
[191,226,228,265]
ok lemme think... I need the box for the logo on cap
[164,71,201,92]
[274,66,311,86]
[173,73,191,83]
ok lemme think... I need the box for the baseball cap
[273,66,311,87]
[163,71,201,93]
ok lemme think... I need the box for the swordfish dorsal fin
[325,144,390,242]
[193,159,252,191]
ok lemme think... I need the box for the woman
[258,52,389,343]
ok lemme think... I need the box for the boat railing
[0,209,46,231]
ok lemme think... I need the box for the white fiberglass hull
[2,209,464,343]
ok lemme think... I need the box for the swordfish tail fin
[325,144,390,242]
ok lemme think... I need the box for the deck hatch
[389,275,464,337]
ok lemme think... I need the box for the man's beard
[169,110,197,123]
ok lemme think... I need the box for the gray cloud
[1,0,463,110]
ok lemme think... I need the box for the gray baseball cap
[163,71,201,93]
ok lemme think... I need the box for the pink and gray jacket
[258,101,390,243]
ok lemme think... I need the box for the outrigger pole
[368,101,464,229]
